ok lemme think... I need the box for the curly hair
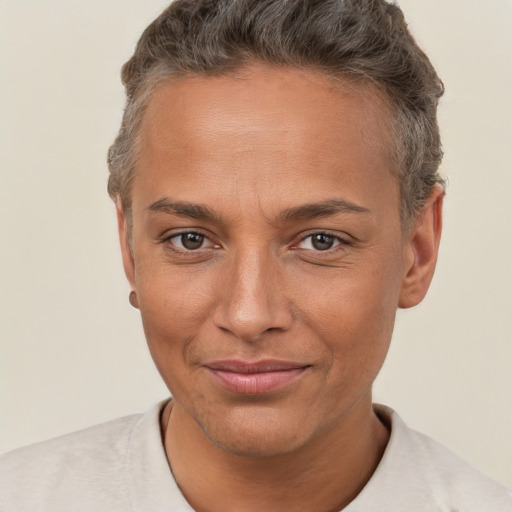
[108,0,444,230]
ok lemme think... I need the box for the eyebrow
[147,198,218,221]
[279,199,371,222]
[147,197,370,223]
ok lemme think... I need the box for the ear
[399,186,444,309]
[116,201,137,299]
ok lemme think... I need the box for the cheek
[290,257,402,380]
[134,262,216,379]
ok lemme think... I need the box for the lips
[204,360,310,394]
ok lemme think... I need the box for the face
[119,65,439,457]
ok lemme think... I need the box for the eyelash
[294,231,352,252]
[160,230,352,255]
[160,230,218,254]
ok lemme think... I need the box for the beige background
[1,0,511,487]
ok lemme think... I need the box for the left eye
[168,232,212,251]
[297,233,344,251]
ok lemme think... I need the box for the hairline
[115,61,421,236]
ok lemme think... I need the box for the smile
[204,360,310,394]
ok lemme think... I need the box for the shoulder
[406,426,512,510]
[0,411,144,511]
[360,405,512,512]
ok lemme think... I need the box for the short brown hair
[108,0,444,229]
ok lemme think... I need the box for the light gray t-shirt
[1,401,511,511]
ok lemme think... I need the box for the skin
[117,65,443,512]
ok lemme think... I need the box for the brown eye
[180,232,205,250]
[164,231,220,254]
[311,234,335,251]
[296,232,346,252]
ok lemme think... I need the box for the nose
[212,249,293,342]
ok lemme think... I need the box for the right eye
[166,231,217,251]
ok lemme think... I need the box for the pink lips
[204,360,309,394]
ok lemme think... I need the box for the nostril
[214,310,291,343]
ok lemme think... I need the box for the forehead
[141,65,393,159]
[134,65,398,220]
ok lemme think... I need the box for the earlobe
[399,186,444,309]
[116,201,136,292]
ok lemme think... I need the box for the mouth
[204,360,311,394]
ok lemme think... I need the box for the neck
[162,395,389,512]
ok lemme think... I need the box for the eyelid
[160,229,220,251]
[293,230,353,251]
[158,228,352,254]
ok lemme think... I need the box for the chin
[206,427,306,458]
[196,405,313,458]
